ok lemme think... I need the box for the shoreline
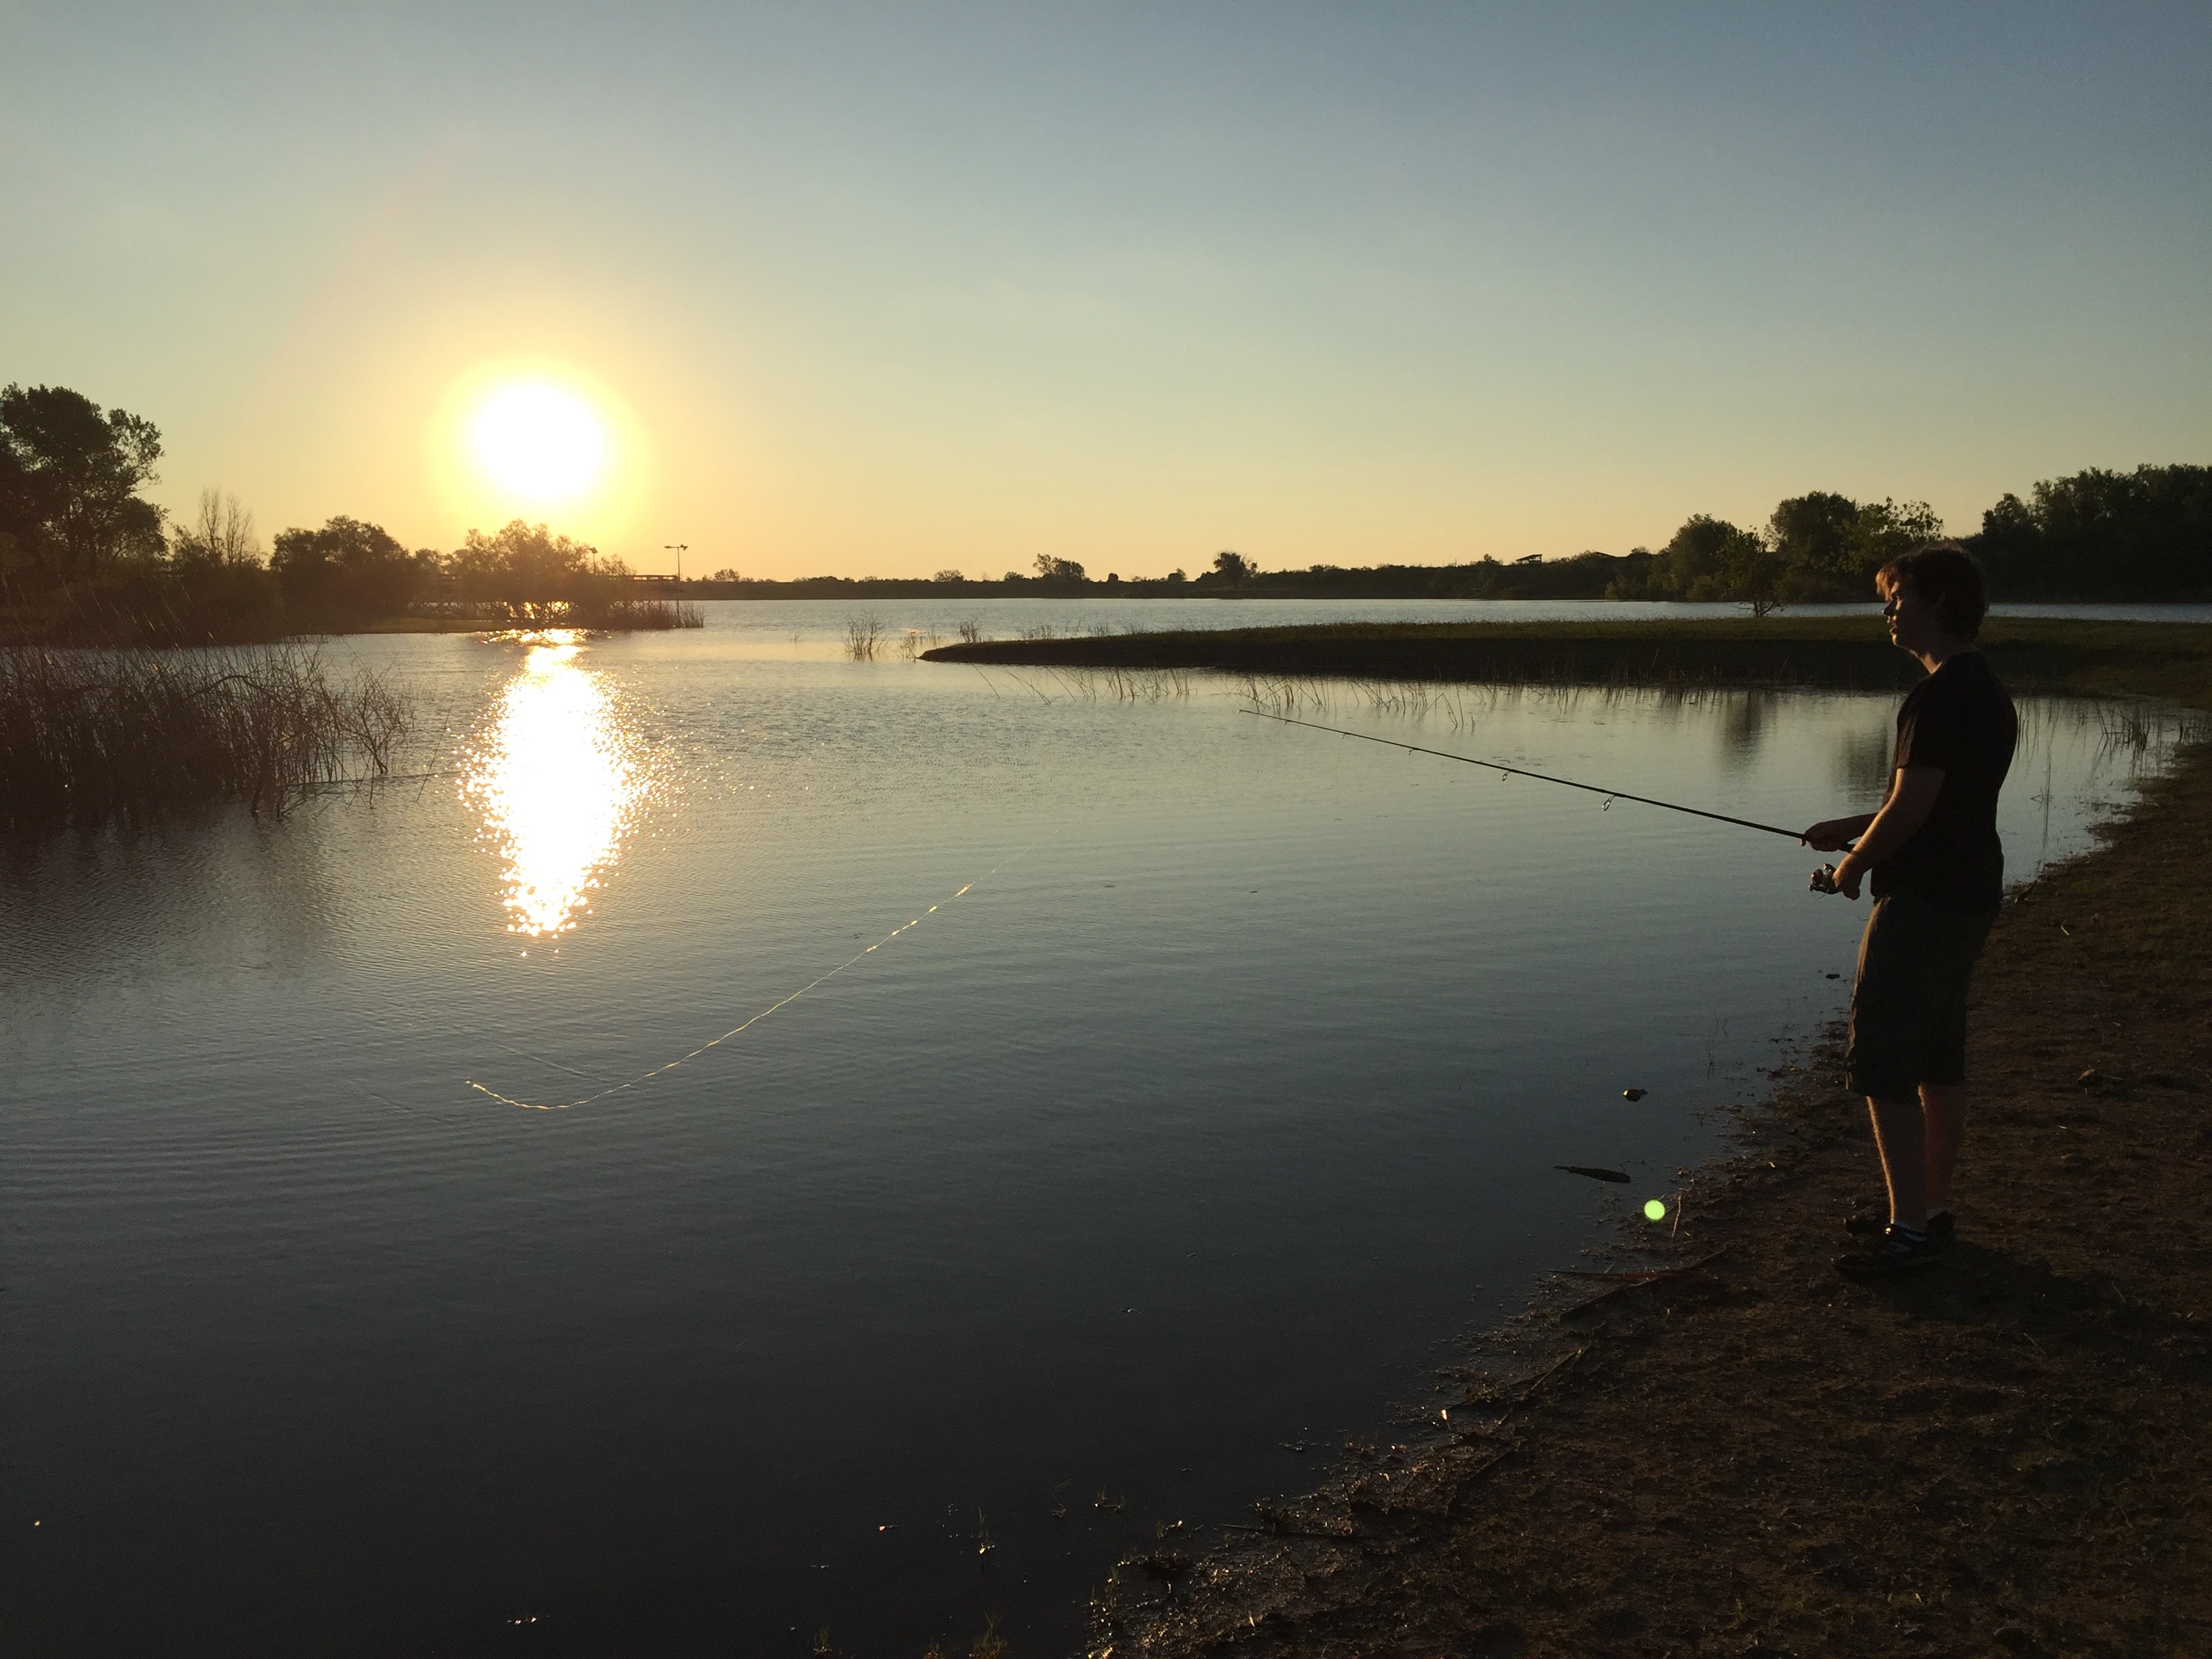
[1105,726,2212,1656]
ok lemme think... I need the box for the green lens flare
[1643,1199,1668,1222]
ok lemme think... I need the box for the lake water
[1,601,2196,1657]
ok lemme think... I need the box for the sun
[470,382,608,502]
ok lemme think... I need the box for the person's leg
[1865,1094,1928,1231]
[1916,904,1992,1221]
[1848,897,1927,1231]
[1921,1082,1967,1214]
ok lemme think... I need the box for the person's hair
[1877,539,1988,642]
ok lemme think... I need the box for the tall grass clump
[585,596,703,630]
[0,644,411,834]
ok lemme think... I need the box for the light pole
[663,544,688,584]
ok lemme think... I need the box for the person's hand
[1830,855,1865,900]
[1801,818,1858,852]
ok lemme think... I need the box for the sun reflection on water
[464,631,642,937]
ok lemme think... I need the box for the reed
[897,626,945,662]
[845,613,887,659]
[0,644,411,833]
[983,664,1194,703]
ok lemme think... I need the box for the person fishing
[1801,541,2017,1279]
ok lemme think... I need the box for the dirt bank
[1101,733,2212,1659]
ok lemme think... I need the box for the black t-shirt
[1872,650,2018,914]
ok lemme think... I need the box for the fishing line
[466,846,1032,1111]
[1241,708,1806,840]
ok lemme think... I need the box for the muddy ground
[1101,739,2212,1659]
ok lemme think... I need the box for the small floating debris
[1557,1165,1631,1183]
[2076,1067,2105,1089]
[1621,1088,1647,1101]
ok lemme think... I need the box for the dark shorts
[1845,889,1996,1101]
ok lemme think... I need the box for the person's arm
[1829,766,1944,899]
[1801,809,1877,851]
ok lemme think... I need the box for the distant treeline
[0,384,695,642]
[6,381,2206,643]
[668,466,2212,608]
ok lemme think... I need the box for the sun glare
[465,634,642,937]
[470,383,607,502]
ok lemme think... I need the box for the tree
[1212,550,1252,586]
[1975,465,2211,600]
[1768,491,1860,595]
[1844,498,1942,588]
[448,520,628,620]
[1032,554,1086,588]
[0,384,165,579]
[1660,515,1744,596]
[272,514,426,619]
[1706,525,1789,617]
[172,490,264,567]
[1601,546,1666,600]
[1657,514,1785,613]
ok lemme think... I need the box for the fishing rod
[1239,707,1809,842]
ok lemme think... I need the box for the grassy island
[926,615,2212,706]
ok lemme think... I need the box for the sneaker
[1834,1225,1944,1279]
[1845,1209,1954,1241]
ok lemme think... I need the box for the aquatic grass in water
[846,614,887,659]
[598,597,703,630]
[0,644,411,833]
[897,626,945,663]
[981,665,1194,703]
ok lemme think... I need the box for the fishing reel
[1809,838,1860,896]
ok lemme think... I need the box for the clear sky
[5,2,2208,578]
